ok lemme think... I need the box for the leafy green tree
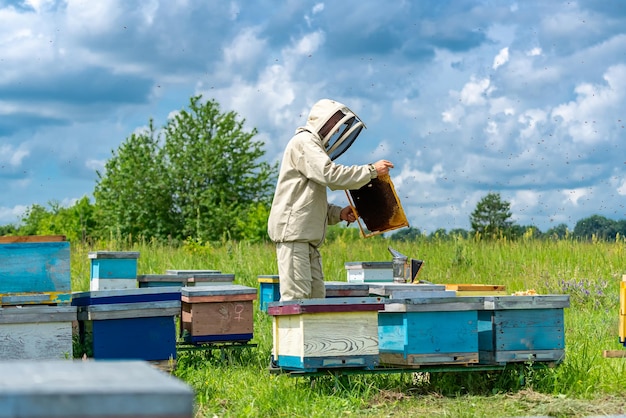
[94,95,277,242]
[470,192,514,239]
[573,215,617,240]
[162,95,277,242]
[0,223,17,235]
[390,227,422,242]
[94,121,177,240]
[545,223,570,240]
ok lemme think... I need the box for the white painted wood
[0,305,77,324]
[483,295,570,310]
[0,322,73,360]
[90,278,137,291]
[275,312,379,358]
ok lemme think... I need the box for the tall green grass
[70,236,626,417]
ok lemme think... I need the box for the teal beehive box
[478,294,570,364]
[0,236,70,295]
[89,251,140,291]
[258,275,280,312]
[378,295,484,367]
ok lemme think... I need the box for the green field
[71,236,626,417]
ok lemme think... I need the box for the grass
[70,236,626,417]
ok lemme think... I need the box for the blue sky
[1,0,625,233]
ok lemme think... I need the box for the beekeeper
[267,98,394,301]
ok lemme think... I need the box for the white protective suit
[267,99,378,300]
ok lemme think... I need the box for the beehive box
[137,273,234,288]
[258,275,280,312]
[0,236,70,295]
[89,251,140,291]
[444,284,507,296]
[345,261,393,283]
[378,296,484,367]
[166,269,221,275]
[368,282,446,298]
[268,297,385,372]
[0,360,194,418]
[324,281,369,298]
[478,295,570,364]
[0,304,76,360]
[72,288,180,361]
[180,285,257,344]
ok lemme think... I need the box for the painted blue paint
[259,282,280,312]
[478,308,566,364]
[72,289,180,306]
[0,241,70,293]
[90,316,176,360]
[90,258,138,280]
[185,333,253,344]
[276,354,378,372]
[378,310,478,356]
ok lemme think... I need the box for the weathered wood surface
[274,311,379,358]
[0,291,71,306]
[0,235,65,243]
[603,350,626,358]
[267,297,384,316]
[0,322,73,360]
[181,300,254,337]
[77,300,180,321]
[483,295,570,310]
[90,277,137,291]
[0,360,194,417]
[324,281,370,298]
[386,290,457,300]
[0,241,70,293]
[137,274,235,286]
[369,283,446,297]
[257,274,280,283]
[0,305,77,324]
[166,269,220,275]
[383,296,484,313]
[88,251,140,259]
[445,284,506,292]
[180,284,256,298]
[181,294,256,303]
[380,352,478,367]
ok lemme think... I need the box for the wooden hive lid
[267,296,385,316]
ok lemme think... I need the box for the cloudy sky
[1,0,625,233]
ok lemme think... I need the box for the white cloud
[493,47,509,70]
[618,180,626,196]
[0,204,28,225]
[0,143,30,167]
[527,47,542,56]
[562,188,588,206]
[459,77,491,106]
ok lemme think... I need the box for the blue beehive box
[378,295,484,367]
[89,251,140,290]
[72,288,180,361]
[0,360,194,418]
[258,275,280,312]
[268,297,385,372]
[0,238,70,295]
[478,295,570,364]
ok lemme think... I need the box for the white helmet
[303,99,366,161]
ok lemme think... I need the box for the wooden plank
[90,278,137,291]
[258,275,280,283]
[77,301,180,321]
[88,251,140,259]
[0,360,194,417]
[1,291,71,306]
[0,235,66,243]
[180,284,256,298]
[181,293,256,303]
[383,296,484,313]
[0,305,77,324]
[380,352,479,367]
[603,350,626,358]
[484,295,570,310]
[369,283,446,296]
[166,269,220,275]
[445,284,506,292]
[72,288,180,306]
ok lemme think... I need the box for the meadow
[70,235,626,417]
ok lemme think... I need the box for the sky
[1,0,625,233]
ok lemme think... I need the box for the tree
[544,223,570,240]
[469,192,514,239]
[94,121,178,240]
[573,215,617,240]
[94,95,278,242]
[390,227,422,242]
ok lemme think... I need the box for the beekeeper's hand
[372,160,394,176]
[340,206,357,225]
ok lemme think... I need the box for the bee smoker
[388,246,424,283]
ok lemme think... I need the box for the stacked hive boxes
[0,235,76,360]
